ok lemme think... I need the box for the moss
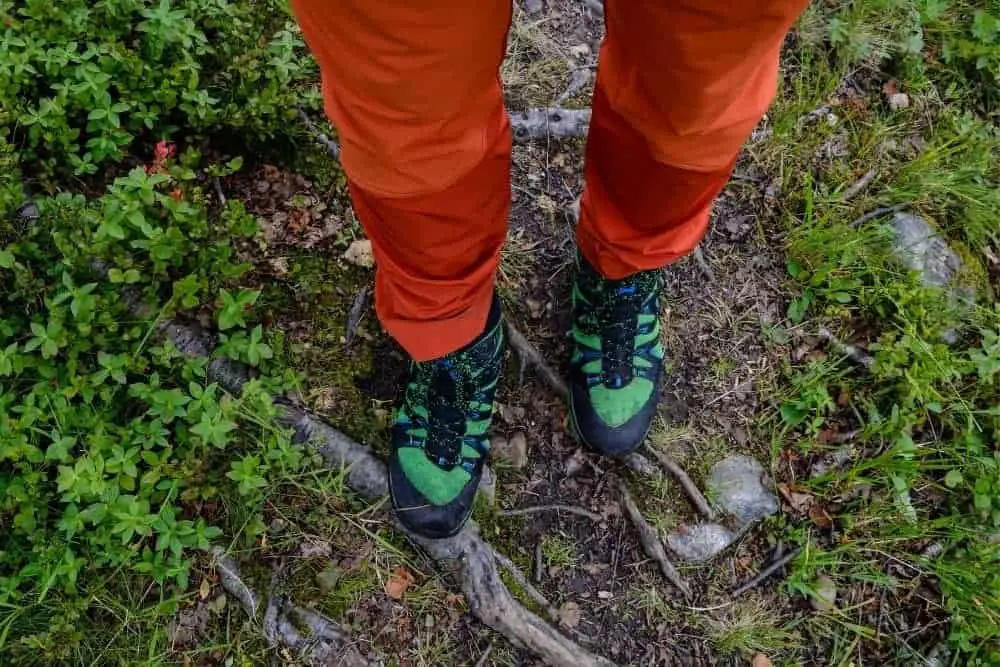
[261,251,390,450]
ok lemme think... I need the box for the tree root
[212,548,370,666]
[728,546,802,599]
[155,319,614,667]
[505,320,569,402]
[618,481,692,599]
[644,446,715,520]
[510,107,591,143]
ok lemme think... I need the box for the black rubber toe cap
[570,381,658,458]
[388,453,479,540]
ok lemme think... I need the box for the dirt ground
[201,4,922,665]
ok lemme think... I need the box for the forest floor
[167,2,999,666]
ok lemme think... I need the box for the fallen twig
[841,168,877,202]
[501,504,602,522]
[618,481,692,599]
[850,203,907,228]
[644,446,715,521]
[510,108,591,143]
[212,547,261,619]
[819,327,874,369]
[491,546,560,621]
[474,642,495,667]
[728,546,802,599]
[345,284,371,352]
[298,109,342,159]
[505,320,569,402]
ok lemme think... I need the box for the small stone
[478,464,496,504]
[888,92,910,110]
[810,574,838,611]
[706,455,779,527]
[666,523,736,562]
[316,564,342,593]
[597,590,612,599]
[492,431,528,469]
[891,212,961,289]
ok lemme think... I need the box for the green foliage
[0,153,304,661]
[0,0,318,181]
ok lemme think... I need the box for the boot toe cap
[388,453,478,539]
[570,382,657,457]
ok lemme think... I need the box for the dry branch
[644,446,716,521]
[298,109,341,159]
[155,321,613,667]
[618,481,692,599]
[841,168,877,202]
[850,203,907,228]
[510,108,591,143]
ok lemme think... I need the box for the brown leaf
[558,601,581,628]
[778,482,814,515]
[809,503,834,529]
[384,566,415,600]
[882,79,900,97]
[753,654,774,667]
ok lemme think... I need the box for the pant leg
[578,0,808,279]
[290,0,513,361]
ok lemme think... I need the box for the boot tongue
[424,362,466,469]
[600,284,639,388]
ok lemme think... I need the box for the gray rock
[666,523,736,562]
[810,574,838,611]
[707,455,778,527]
[891,212,961,289]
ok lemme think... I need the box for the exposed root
[505,320,570,402]
[501,504,602,522]
[644,446,715,520]
[157,321,613,666]
[728,546,802,599]
[692,246,716,284]
[491,546,560,621]
[510,107,591,143]
[618,481,692,599]
[212,548,369,665]
[819,327,874,369]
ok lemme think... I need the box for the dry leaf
[753,653,774,667]
[343,239,375,269]
[882,79,900,97]
[778,482,814,515]
[384,566,415,600]
[558,601,581,628]
[809,503,834,529]
[198,577,211,600]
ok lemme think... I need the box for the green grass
[754,1,1000,661]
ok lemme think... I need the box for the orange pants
[291,0,807,360]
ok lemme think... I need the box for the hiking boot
[569,254,665,457]
[388,298,504,539]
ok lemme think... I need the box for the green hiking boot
[388,298,504,539]
[569,254,665,457]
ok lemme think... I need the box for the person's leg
[290,0,512,362]
[290,0,512,538]
[570,0,808,454]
